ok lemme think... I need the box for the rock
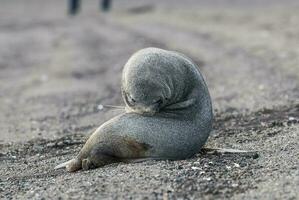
[46,143,56,148]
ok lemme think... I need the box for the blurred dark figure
[68,0,80,15]
[101,0,111,12]
[68,0,111,15]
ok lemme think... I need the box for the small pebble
[191,167,200,170]
[232,183,239,187]
[46,143,56,147]
[233,163,240,168]
[57,141,64,146]
[97,104,104,110]
[288,116,295,121]
[0,152,6,157]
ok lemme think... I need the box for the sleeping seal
[55,47,213,172]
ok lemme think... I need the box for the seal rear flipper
[121,157,166,163]
[54,160,70,170]
[54,158,82,172]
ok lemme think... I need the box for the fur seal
[55,47,213,172]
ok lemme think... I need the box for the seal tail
[54,158,82,172]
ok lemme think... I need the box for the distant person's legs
[69,0,81,15]
[101,0,111,12]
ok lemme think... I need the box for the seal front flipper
[164,98,196,110]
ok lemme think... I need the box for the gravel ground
[0,0,298,199]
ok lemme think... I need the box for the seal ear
[163,83,172,103]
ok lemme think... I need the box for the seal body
[56,47,213,172]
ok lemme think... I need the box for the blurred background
[1,1,299,199]
[0,0,298,141]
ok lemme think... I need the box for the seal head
[121,48,188,115]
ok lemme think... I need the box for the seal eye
[125,92,136,106]
[128,95,136,105]
[155,99,163,106]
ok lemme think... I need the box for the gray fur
[55,47,213,172]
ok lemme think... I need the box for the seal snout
[130,105,159,116]
[124,93,163,115]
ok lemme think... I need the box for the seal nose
[133,104,159,116]
[144,107,157,113]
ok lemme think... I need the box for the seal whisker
[97,104,125,111]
